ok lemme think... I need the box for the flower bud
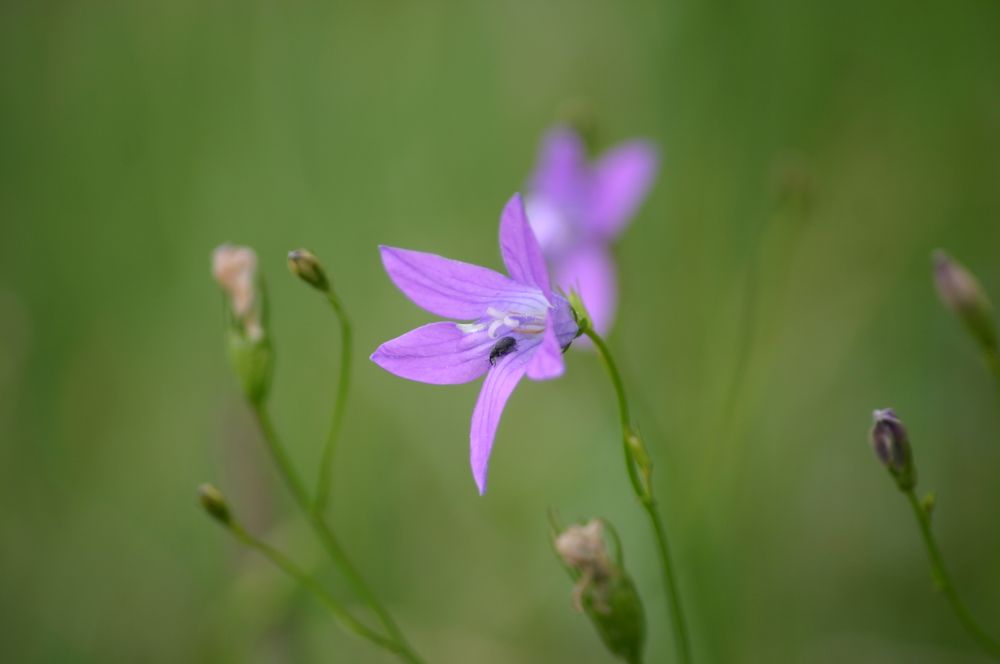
[212,244,273,405]
[933,250,997,353]
[213,245,264,341]
[287,249,330,293]
[870,408,916,490]
[554,519,645,663]
[198,483,231,525]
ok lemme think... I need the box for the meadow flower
[371,194,579,493]
[525,126,658,335]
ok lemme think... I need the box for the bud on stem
[198,483,231,525]
[553,519,646,663]
[287,249,331,293]
[933,250,997,354]
[870,408,916,491]
[212,244,273,406]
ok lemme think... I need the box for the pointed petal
[589,141,659,238]
[530,126,587,207]
[380,246,527,320]
[499,194,553,302]
[556,244,618,336]
[526,320,565,381]
[470,354,528,494]
[371,322,492,385]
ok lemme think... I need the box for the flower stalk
[315,288,352,514]
[250,403,424,664]
[214,246,423,663]
[869,409,1000,660]
[581,324,692,664]
[904,489,1000,660]
[287,248,354,515]
[197,485,407,656]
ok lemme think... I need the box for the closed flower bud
[554,519,645,663]
[870,409,916,490]
[212,244,273,405]
[933,250,997,353]
[198,483,231,525]
[287,249,330,293]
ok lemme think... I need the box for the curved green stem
[314,291,352,514]
[583,327,693,664]
[223,519,399,652]
[905,490,1000,660]
[251,404,424,664]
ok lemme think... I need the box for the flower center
[456,295,550,339]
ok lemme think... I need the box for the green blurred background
[3,0,1000,662]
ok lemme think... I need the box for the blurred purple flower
[525,126,658,335]
[371,194,579,494]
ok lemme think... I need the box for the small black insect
[488,336,517,366]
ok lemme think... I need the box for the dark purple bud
[870,409,915,490]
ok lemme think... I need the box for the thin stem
[905,490,1000,660]
[984,348,1000,408]
[584,327,693,664]
[223,519,398,652]
[251,404,425,664]
[314,290,353,514]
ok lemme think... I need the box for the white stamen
[457,296,551,339]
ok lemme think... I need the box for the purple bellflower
[371,194,579,494]
[525,126,658,336]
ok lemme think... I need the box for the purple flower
[371,194,579,494]
[525,126,658,335]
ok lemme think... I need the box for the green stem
[223,519,400,653]
[905,490,1000,660]
[314,290,353,514]
[251,404,424,664]
[984,348,1000,408]
[583,327,693,664]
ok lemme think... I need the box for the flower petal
[371,322,493,385]
[380,246,527,320]
[530,126,587,208]
[470,353,528,494]
[526,319,565,381]
[556,244,618,336]
[499,193,553,302]
[589,141,659,239]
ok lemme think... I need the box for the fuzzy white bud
[213,244,262,341]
